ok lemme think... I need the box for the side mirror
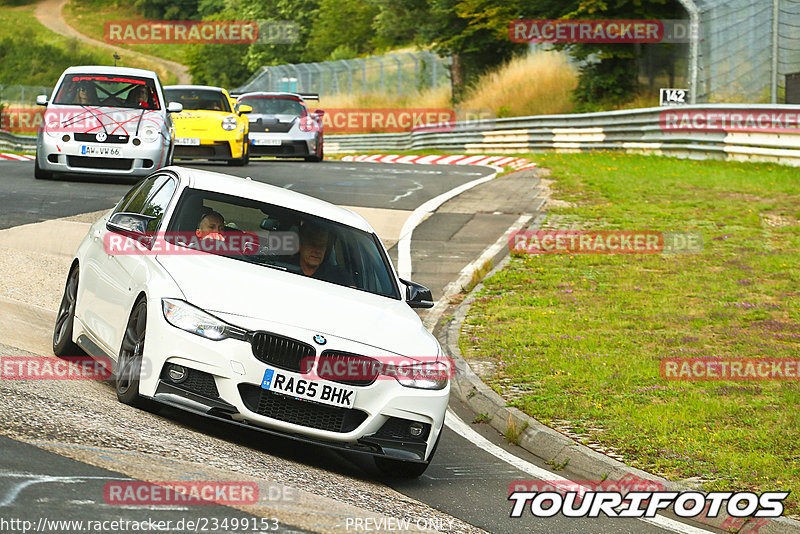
[237,104,253,114]
[314,109,325,116]
[167,102,183,113]
[400,278,434,309]
[36,95,49,106]
[106,212,157,247]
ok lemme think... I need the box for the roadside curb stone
[434,193,800,534]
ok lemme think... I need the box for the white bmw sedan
[52,167,448,477]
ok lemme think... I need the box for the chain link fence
[688,0,800,103]
[0,85,50,133]
[0,85,50,106]
[233,51,451,96]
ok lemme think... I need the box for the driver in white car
[295,221,351,285]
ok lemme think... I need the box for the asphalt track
[0,158,712,533]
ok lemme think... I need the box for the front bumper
[248,132,318,158]
[36,133,167,177]
[172,130,247,161]
[139,307,448,462]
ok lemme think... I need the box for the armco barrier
[0,131,36,152]
[327,104,800,166]
[6,104,800,166]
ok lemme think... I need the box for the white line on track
[445,411,712,534]
[388,158,714,534]
[396,166,501,279]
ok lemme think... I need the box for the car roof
[62,65,158,78]
[165,85,229,94]
[175,167,372,232]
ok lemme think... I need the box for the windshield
[238,96,306,116]
[166,188,400,299]
[164,88,231,112]
[53,75,161,109]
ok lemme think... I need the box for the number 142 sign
[660,88,689,106]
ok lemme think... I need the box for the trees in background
[139,0,682,106]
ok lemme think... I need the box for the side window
[121,176,160,215]
[141,178,177,232]
[112,178,151,216]
[115,174,175,232]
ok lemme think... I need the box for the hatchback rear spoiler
[298,93,319,101]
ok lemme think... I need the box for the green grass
[0,5,176,88]
[63,0,187,64]
[460,152,800,514]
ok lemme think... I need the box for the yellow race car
[164,85,252,165]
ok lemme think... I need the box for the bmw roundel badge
[313,334,327,345]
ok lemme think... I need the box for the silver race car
[235,92,324,162]
[35,66,182,180]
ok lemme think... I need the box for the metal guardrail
[327,104,800,166]
[0,131,36,152]
[6,105,800,166]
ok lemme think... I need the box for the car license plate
[175,137,200,146]
[81,145,121,157]
[261,369,356,409]
[253,138,282,146]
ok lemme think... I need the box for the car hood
[43,105,165,137]
[172,110,233,120]
[157,254,437,356]
[247,114,300,133]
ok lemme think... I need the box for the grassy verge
[460,152,800,514]
[63,0,186,64]
[0,4,176,87]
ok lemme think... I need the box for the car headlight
[162,298,229,340]
[141,125,160,143]
[388,361,449,390]
[45,121,61,138]
[221,115,238,131]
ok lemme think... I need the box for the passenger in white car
[195,211,226,241]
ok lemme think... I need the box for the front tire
[53,266,82,357]
[34,155,53,180]
[228,137,249,166]
[304,139,323,162]
[116,299,149,408]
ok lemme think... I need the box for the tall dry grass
[460,51,577,117]
[316,51,577,119]
[316,85,451,111]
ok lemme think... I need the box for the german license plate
[175,137,200,146]
[261,368,356,409]
[253,138,282,146]
[81,145,121,157]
